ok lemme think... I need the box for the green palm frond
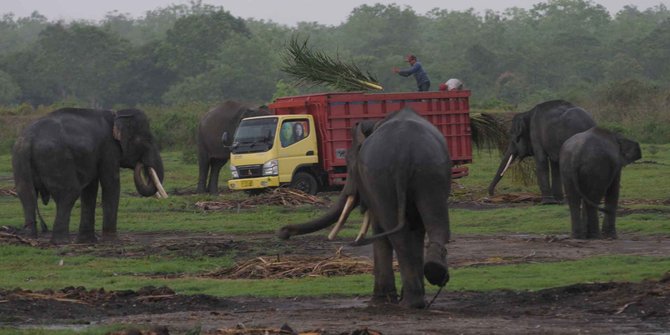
[470,113,508,152]
[281,36,383,92]
[470,113,535,186]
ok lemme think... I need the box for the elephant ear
[353,120,376,145]
[616,135,642,165]
[113,111,134,153]
[113,109,150,154]
[510,112,529,141]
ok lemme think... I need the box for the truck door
[276,117,318,183]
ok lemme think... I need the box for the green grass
[0,241,666,296]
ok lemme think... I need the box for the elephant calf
[559,127,641,239]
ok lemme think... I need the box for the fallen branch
[196,188,327,211]
[0,231,39,246]
[205,252,377,279]
[13,292,90,305]
[615,301,638,315]
[0,188,17,197]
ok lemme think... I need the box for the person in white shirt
[439,78,464,91]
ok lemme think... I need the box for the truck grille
[236,165,263,179]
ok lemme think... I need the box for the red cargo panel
[270,91,472,185]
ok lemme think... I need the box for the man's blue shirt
[398,61,430,88]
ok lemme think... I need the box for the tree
[158,7,249,78]
[0,11,49,56]
[0,70,20,104]
[162,33,281,104]
[36,23,132,107]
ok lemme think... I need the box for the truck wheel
[291,172,318,195]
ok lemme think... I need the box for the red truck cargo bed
[270,91,472,185]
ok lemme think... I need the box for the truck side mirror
[221,131,229,144]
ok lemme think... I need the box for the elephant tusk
[355,211,371,243]
[500,154,515,177]
[149,168,169,199]
[328,195,355,240]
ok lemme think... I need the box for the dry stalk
[205,252,374,280]
[196,188,327,211]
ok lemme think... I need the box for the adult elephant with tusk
[12,107,167,244]
[488,100,596,204]
[196,101,270,195]
[279,108,452,309]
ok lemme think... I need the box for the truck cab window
[232,117,278,154]
[281,120,309,147]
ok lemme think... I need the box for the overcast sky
[3,0,669,26]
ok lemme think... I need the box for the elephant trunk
[488,149,515,196]
[134,160,167,198]
[278,193,356,240]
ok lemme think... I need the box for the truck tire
[291,172,318,195]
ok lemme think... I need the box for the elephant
[559,127,641,239]
[196,101,270,194]
[278,108,452,309]
[12,107,167,244]
[488,100,596,204]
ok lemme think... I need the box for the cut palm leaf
[281,36,383,92]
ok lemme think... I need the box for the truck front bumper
[228,176,280,190]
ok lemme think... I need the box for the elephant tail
[572,178,613,214]
[36,202,48,233]
[32,164,51,232]
[351,181,407,246]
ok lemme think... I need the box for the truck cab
[228,114,321,194]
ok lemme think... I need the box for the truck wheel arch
[290,166,322,195]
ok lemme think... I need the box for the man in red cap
[393,54,431,91]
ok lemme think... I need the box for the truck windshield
[231,117,278,154]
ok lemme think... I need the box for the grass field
[0,145,668,299]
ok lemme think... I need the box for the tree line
[1,0,669,143]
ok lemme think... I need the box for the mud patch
[2,276,668,334]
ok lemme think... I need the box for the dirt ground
[1,198,669,334]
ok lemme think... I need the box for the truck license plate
[241,180,253,187]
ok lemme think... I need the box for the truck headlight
[262,159,278,176]
[230,165,239,179]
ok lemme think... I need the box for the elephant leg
[196,150,210,194]
[550,160,563,202]
[391,227,427,309]
[535,155,559,204]
[583,202,601,239]
[207,158,227,195]
[51,194,78,244]
[16,188,38,238]
[602,174,621,239]
[100,171,120,242]
[564,181,585,239]
[370,237,398,305]
[416,193,450,287]
[76,181,99,243]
